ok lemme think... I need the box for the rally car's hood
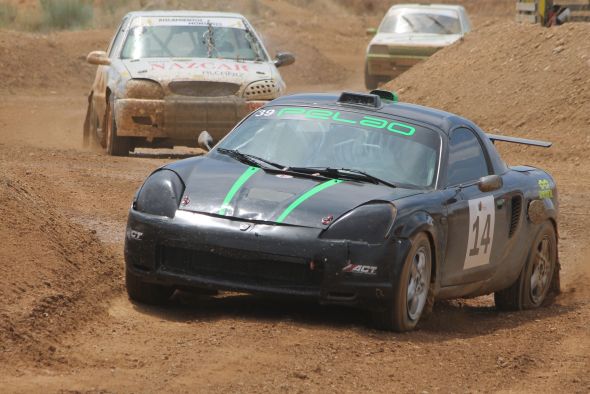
[371,32,462,48]
[122,57,274,85]
[171,156,422,229]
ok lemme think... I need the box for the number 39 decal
[463,196,495,269]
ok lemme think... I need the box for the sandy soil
[0,1,588,392]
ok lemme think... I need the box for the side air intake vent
[509,195,522,238]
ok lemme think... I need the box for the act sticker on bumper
[342,263,378,275]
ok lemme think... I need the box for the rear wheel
[364,62,380,90]
[495,222,557,310]
[105,100,131,156]
[372,232,432,331]
[83,99,101,148]
[126,269,175,305]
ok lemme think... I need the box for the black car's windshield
[380,9,462,35]
[216,106,441,188]
[121,16,265,61]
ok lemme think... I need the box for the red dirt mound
[0,159,119,364]
[386,21,590,157]
[0,28,112,94]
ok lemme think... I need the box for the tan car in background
[365,4,471,89]
[84,10,294,156]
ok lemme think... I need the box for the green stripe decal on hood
[276,179,343,223]
[218,166,260,216]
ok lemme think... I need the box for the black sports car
[124,90,559,331]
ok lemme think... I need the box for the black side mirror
[198,130,213,151]
[274,51,295,68]
[478,175,503,192]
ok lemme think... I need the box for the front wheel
[372,232,432,331]
[494,222,558,310]
[364,62,380,90]
[126,269,175,305]
[105,100,131,156]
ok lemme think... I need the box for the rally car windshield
[380,9,462,35]
[121,17,265,61]
[216,106,441,189]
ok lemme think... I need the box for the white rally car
[365,4,470,89]
[83,11,294,155]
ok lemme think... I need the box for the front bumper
[114,97,266,142]
[125,209,412,309]
[366,54,429,77]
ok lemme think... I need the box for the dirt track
[1,1,589,392]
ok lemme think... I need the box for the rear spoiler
[486,133,552,148]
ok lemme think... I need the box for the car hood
[170,156,422,229]
[121,58,274,85]
[371,32,462,47]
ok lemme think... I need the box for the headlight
[243,79,280,100]
[125,79,164,100]
[369,44,389,55]
[320,203,397,243]
[134,170,184,218]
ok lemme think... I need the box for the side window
[446,128,490,186]
[108,17,129,57]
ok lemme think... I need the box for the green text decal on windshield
[259,107,416,136]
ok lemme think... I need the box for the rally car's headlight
[243,79,280,100]
[124,79,164,100]
[368,44,389,55]
[134,170,185,218]
[320,203,397,243]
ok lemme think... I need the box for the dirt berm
[386,20,590,158]
[0,5,589,392]
[0,154,120,364]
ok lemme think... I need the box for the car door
[441,127,510,287]
[92,16,129,123]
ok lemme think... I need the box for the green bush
[39,0,94,30]
[0,3,18,27]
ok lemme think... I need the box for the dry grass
[0,2,17,27]
[39,0,94,30]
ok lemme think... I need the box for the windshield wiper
[244,28,264,61]
[288,167,397,188]
[217,148,286,170]
[401,15,416,31]
[425,15,453,34]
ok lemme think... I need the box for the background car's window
[108,17,129,57]
[217,106,441,189]
[380,9,462,35]
[120,17,265,61]
[446,128,490,186]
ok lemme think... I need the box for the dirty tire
[372,232,432,332]
[495,221,557,311]
[364,63,380,90]
[126,269,175,305]
[105,100,131,157]
[83,100,101,149]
